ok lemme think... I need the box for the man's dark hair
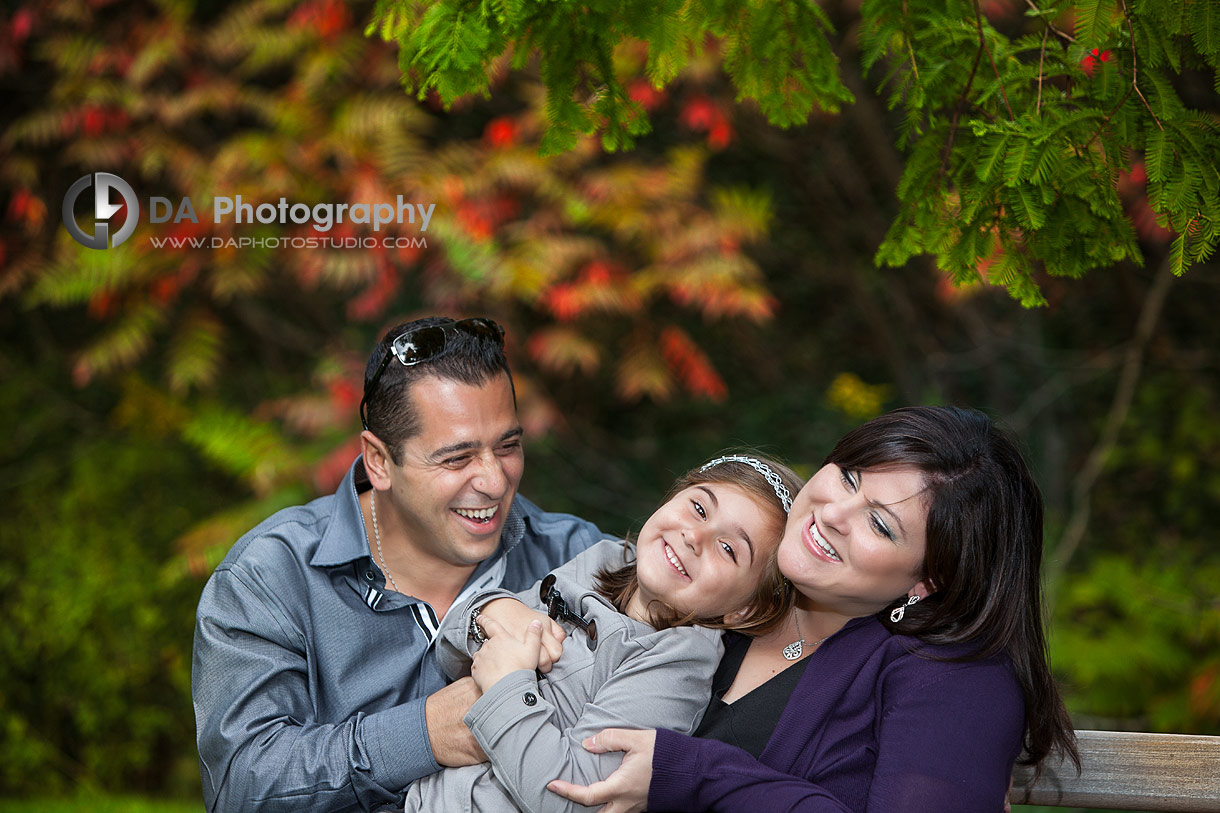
[363,316,514,463]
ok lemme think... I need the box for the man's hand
[470,617,544,693]
[479,597,565,672]
[424,677,486,767]
[547,728,655,813]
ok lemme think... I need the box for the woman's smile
[779,464,930,621]
[804,519,841,563]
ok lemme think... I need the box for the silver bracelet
[468,604,488,645]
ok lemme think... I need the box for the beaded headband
[699,455,793,513]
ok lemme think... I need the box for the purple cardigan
[649,616,1025,812]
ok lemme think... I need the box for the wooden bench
[1009,730,1220,811]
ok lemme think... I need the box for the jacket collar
[310,456,374,568]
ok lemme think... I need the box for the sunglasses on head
[359,317,505,431]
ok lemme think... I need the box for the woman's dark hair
[363,316,513,463]
[826,406,1079,778]
[596,453,803,637]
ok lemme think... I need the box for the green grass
[0,799,202,813]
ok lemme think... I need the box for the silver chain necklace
[369,490,401,594]
[783,611,830,661]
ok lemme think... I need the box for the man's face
[381,373,524,569]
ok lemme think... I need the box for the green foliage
[863,0,1219,300]
[1045,373,1220,733]
[379,0,1220,302]
[0,799,201,813]
[0,359,239,796]
[368,0,854,153]
[1053,554,1220,731]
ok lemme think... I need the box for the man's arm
[424,677,486,767]
[193,565,446,813]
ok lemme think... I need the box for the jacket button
[364,570,375,581]
[522,692,537,706]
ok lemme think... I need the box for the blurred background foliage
[0,0,1217,808]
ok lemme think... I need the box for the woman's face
[778,463,931,619]
[630,482,780,623]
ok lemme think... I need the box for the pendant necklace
[783,611,829,661]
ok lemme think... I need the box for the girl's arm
[467,621,722,813]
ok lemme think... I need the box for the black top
[693,631,809,758]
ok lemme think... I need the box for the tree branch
[1119,0,1163,131]
[1023,0,1076,44]
[1046,256,1175,603]
[1081,1,1162,162]
[940,34,985,174]
[901,0,921,83]
[1036,26,1048,116]
[972,0,1015,120]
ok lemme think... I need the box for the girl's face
[778,463,931,620]
[629,482,781,624]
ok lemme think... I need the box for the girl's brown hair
[594,453,803,637]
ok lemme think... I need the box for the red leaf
[88,291,118,319]
[328,378,360,411]
[484,116,518,149]
[707,118,732,150]
[11,8,35,42]
[1081,48,1112,77]
[314,437,362,493]
[1189,665,1220,717]
[979,0,1017,20]
[581,260,615,286]
[541,284,583,321]
[8,189,31,220]
[628,79,666,112]
[150,265,197,304]
[1128,196,1173,243]
[347,261,401,321]
[289,0,351,39]
[680,95,716,131]
[659,326,727,401]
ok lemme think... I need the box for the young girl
[399,454,803,813]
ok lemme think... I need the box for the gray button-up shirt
[192,457,601,813]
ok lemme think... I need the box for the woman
[401,454,803,813]
[548,406,1078,812]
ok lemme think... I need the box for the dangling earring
[890,594,920,623]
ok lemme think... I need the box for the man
[192,316,602,812]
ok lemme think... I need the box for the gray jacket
[401,539,724,812]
